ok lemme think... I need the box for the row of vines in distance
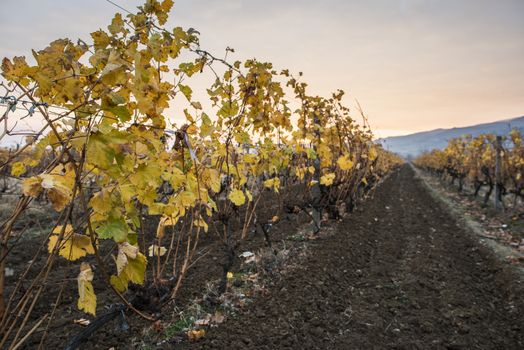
[0,1,402,347]
[414,129,524,206]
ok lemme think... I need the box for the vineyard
[0,1,405,348]
[0,1,523,349]
[414,130,524,208]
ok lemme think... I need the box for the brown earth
[3,180,316,349]
[181,164,524,350]
[5,164,523,349]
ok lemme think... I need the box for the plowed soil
[183,165,524,350]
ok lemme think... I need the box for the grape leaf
[95,217,129,243]
[10,162,26,177]
[320,173,335,186]
[77,262,96,316]
[110,252,147,292]
[337,155,354,171]
[116,242,139,275]
[48,225,95,261]
[263,177,280,193]
[148,244,167,257]
[229,189,245,206]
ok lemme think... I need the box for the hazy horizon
[1,0,523,140]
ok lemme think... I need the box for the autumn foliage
[414,129,524,204]
[0,1,401,347]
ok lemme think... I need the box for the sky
[1,0,523,139]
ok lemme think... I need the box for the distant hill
[377,116,524,159]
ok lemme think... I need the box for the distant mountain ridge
[377,116,524,158]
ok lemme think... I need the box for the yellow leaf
[226,272,234,280]
[200,113,214,137]
[1,56,30,86]
[294,167,305,180]
[11,162,26,177]
[163,167,186,190]
[46,185,73,212]
[125,252,147,283]
[156,215,179,239]
[148,244,167,257]
[238,173,248,187]
[337,155,354,171]
[202,168,220,193]
[86,133,115,169]
[110,252,147,292]
[22,176,43,197]
[109,274,127,293]
[77,262,96,316]
[177,190,196,208]
[108,13,124,34]
[91,30,110,50]
[134,141,149,158]
[116,242,138,275]
[317,144,332,167]
[160,0,174,13]
[245,190,253,202]
[90,190,112,214]
[263,177,280,193]
[194,217,208,232]
[48,225,95,261]
[38,172,74,211]
[320,173,336,186]
[368,147,378,161]
[186,124,198,134]
[100,49,129,77]
[187,329,205,342]
[39,173,56,189]
[178,83,192,101]
[228,189,245,206]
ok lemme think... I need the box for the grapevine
[0,1,401,347]
[415,130,524,206]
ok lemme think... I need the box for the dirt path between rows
[183,165,524,350]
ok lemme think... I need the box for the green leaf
[200,113,213,137]
[86,133,115,169]
[96,217,128,242]
[106,106,131,122]
[179,84,192,101]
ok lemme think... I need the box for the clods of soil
[181,165,524,350]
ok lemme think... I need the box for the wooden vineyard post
[310,112,321,233]
[494,135,502,211]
